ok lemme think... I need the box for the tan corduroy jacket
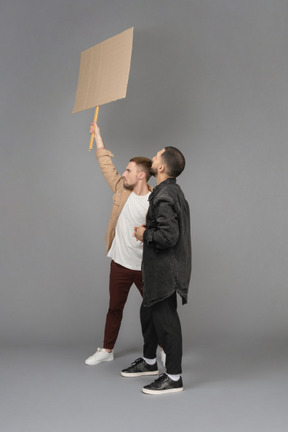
[96,148,152,253]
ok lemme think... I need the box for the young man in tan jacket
[85,122,153,365]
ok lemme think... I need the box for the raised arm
[90,122,123,193]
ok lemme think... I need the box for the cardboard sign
[73,28,134,114]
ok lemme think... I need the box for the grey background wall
[1,0,287,347]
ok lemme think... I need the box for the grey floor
[2,339,288,432]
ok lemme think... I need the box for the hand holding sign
[90,121,104,150]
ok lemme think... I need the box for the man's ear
[138,171,146,180]
[158,164,165,174]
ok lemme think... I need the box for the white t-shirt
[107,191,151,270]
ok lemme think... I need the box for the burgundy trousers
[103,260,143,350]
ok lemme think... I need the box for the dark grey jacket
[142,178,191,307]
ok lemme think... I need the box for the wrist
[96,143,104,149]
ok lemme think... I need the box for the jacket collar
[148,183,153,192]
[149,178,176,199]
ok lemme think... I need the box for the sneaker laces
[131,358,144,366]
[153,373,168,383]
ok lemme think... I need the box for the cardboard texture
[73,28,134,114]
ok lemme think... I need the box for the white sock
[167,373,181,381]
[143,357,156,365]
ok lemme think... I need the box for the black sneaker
[121,358,159,377]
[142,373,183,394]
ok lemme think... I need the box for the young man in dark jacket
[121,146,192,394]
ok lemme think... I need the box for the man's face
[150,148,165,176]
[122,161,141,190]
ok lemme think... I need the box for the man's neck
[132,182,149,196]
[155,174,172,186]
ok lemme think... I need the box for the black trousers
[140,292,182,375]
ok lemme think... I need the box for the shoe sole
[142,387,183,395]
[85,357,114,365]
[121,370,159,378]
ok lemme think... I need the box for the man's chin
[123,184,134,191]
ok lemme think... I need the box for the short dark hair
[161,146,186,178]
[130,157,152,181]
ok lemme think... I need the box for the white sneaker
[160,349,166,367]
[85,348,114,365]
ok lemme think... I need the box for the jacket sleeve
[96,148,123,193]
[144,198,180,249]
